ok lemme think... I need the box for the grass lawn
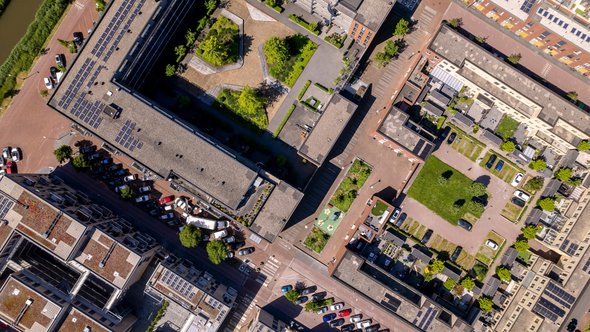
[501,200,525,222]
[329,159,372,212]
[304,227,330,253]
[408,156,486,224]
[479,150,524,183]
[196,16,239,66]
[475,231,505,266]
[216,88,268,130]
[371,201,388,216]
[447,123,485,161]
[495,115,519,140]
[265,34,318,87]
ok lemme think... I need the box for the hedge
[273,104,295,138]
[288,14,320,35]
[297,80,311,100]
[314,82,333,94]
[146,300,169,332]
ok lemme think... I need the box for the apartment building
[426,25,590,155]
[145,258,238,332]
[463,0,590,78]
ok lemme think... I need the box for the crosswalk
[254,256,281,287]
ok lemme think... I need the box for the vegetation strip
[288,14,320,35]
[329,159,372,212]
[297,80,311,100]
[273,104,295,138]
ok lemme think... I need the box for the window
[548,14,554,20]
[564,23,569,29]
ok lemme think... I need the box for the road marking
[74,1,85,9]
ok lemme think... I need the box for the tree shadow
[242,34,254,58]
[442,170,453,180]
[473,194,489,206]
[438,251,450,261]
[295,281,306,291]
[453,199,465,208]
[475,175,491,187]
[257,81,287,107]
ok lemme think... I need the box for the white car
[211,229,228,240]
[511,173,524,187]
[349,314,362,323]
[1,148,9,160]
[330,303,344,311]
[138,186,151,193]
[356,319,372,329]
[10,148,20,162]
[135,195,150,203]
[223,236,235,244]
[389,208,401,223]
[123,174,137,182]
[175,197,189,211]
[485,240,498,250]
[43,77,53,89]
[513,190,531,202]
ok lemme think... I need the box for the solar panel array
[533,297,566,322]
[115,120,143,151]
[0,193,14,220]
[70,99,105,129]
[161,269,197,298]
[57,58,96,109]
[91,0,135,58]
[86,66,103,88]
[104,0,147,63]
[520,0,535,13]
[544,282,575,309]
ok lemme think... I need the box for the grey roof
[429,90,452,107]
[466,102,485,123]
[479,107,503,131]
[429,25,590,137]
[411,247,432,264]
[250,181,303,242]
[482,277,501,297]
[452,112,475,127]
[47,0,258,210]
[422,102,445,117]
[382,229,407,247]
[558,149,579,169]
[442,267,461,281]
[299,94,356,165]
[440,84,456,99]
[378,107,435,160]
[352,0,395,31]
[493,292,507,307]
[500,247,518,267]
[481,129,503,147]
[543,179,561,197]
[524,209,543,226]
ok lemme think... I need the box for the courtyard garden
[264,34,318,87]
[408,156,488,224]
[447,123,485,162]
[215,86,268,130]
[304,227,330,253]
[196,16,240,66]
[495,115,519,141]
[329,159,372,212]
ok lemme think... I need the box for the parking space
[474,231,506,266]
[446,123,485,162]
[479,150,524,184]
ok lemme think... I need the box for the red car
[5,161,14,174]
[338,309,352,317]
[158,195,174,205]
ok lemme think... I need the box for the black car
[295,296,308,305]
[49,66,58,80]
[330,318,345,328]
[340,323,355,332]
[421,229,433,245]
[485,154,497,169]
[232,241,246,250]
[457,219,473,231]
[238,247,255,256]
[440,126,451,139]
[365,325,380,332]
[73,32,84,46]
[451,246,462,262]
[312,291,327,301]
[446,132,457,144]
[301,286,317,295]
[511,197,526,207]
[395,212,407,227]
[55,54,65,67]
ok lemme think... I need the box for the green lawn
[329,159,372,212]
[371,201,388,216]
[495,115,519,140]
[265,34,318,87]
[216,89,268,130]
[304,227,330,253]
[408,156,486,224]
[479,150,524,183]
[447,123,485,161]
[196,16,239,66]
[501,200,525,222]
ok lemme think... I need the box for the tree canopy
[393,19,410,37]
[468,182,487,197]
[496,266,512,282]
[461,278,475,291]
[206,240,229,264]
[237,86,265,115]
[529,159,547,171]
[285,289,299,303]
[500,141,516,152]
[514,239,529,253]
[196,16,239,66]
[521,225,539,240]
[554,167,574,182]
[466,200,485,216]
[524,177,544,192]
[577,140,590,151]
[264,37,290,66]
[72,154,90,169]
[179,224,202,248]
[54,145,73,163]
[374,40,399,67]
[537,197,556,212]
[119,186,133,199]
[478,297,493,312]
[429,259,445,274]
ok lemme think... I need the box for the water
[0,0,45,63]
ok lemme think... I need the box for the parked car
[115,185,129,192]
[10,148,20,162]
[312,292,327,302]
[513,190,531,202]
[238,247,255,256]
[211,230,228,240]
[485,239,499,250]
[389,208,401,223]
[440,126,451,139]
[222,236,235,244]
[295,296,308,305]
[395,212,407,227]
[135,195,150,203]
[175,197,189,211]
[88,152,101,161]
[451,246,462,262]
[365,325,380,332]
[98,158,111,165]
[495,160,505,171]
[349,314,362,323]
[232,241,246,250]
[55,54,65,67]
[446,132,457,144]
[301,286,317,295]
[49,66,58,80]
[160,212,175,220]
[281,285,292,293]
[5,161,14,174]
[159,195,174,205]
[112,169,126,177]
[138,186,151,193]
[356,320,372,329]
[421,229,433,245]
[226,251,234,259]
[457,219,473,231]
[338,309,352,317]
[123,174,137,182]
[317,306,329,314]
[340,323,355,332]
[108,163,122,171]
[485,154,497,169]
[80,144,95,154]
[330,318,345,327]
[511,197,526,207]
[511,173,524,187]
[0,156,5,168]
[43,77,53,89]
[323,313,337,322]
[330,303,344,311]
[73,32,84,46]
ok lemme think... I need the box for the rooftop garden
[264,34,317,87]
[215,86,268,130]
[329,159,372,212]
[304,227,330,253]
[196,16,239,66]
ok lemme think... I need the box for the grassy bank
[0,0,70,103]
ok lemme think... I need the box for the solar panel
[545,282,575,305]
[0,193,14,219]
[520,0,535,13]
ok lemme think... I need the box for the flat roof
[299,94,356,165]
[76,229,138,289]
[0,277,63,331]
[250,181,303,242]
[378,107,435,160]
[150,264,205,308]
[57,308,110,332]
[353,0,395,31]
[48,0,258,210]
[429,25,590,136]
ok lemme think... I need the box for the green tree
[238,86,265,113]
[475,36,486,44]
[496,266,512,282]
[174,45,187,63]
[538,197,555,211]
[308,21,319,33]
[56,64,66,72]
[429,259,445,274]
[506,53,521,65]
[529,159,547,171]
[375,51,391,67]
[514,239,529,253]
[119,186,133,199]
[54,145,73,163]
[566,91,578,103]
[461,278,475,291]
[40,89,49,97]
[165,64,176,77]
[443,278,456,290]
[524,177,544,192]
[206,240,229,264]
[205,0,218,14]
[393,19,410,37]
[267,0,277,6]
[263,37,290,66]
[500,141,516,152]
[522,225,539,240]
[384,40,399,56]
[466,200,485,215]
[285,289,299,303]
[577,140,590,151]
[478,297,494,312]
[95,0,106,11]
[72,154,90,169]
[448,18,462,28]
[179,224,201,248]
[468,182,486,196]
[185,29,196,47]
[554,167,573,182]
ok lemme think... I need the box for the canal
[0,0,45,64]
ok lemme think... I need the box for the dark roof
[442,267,461,281]
[500,247,518,267]
[411,247,432,264]
[382,229,406,247]
[422,102,445,117]
[543,179,561,197]
[451,112,475,127]
[482,277,501,297]
[482,129,503,146]
[429,90,452,107]
[524,209,543,226]
[440,84,456,99]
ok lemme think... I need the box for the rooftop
[378,107,435,160]
[299,94,356,165]
[47,0,260,210]
[429,25,590,136]
[0,276,63,331]
[352,0,395,31]
[150,263,205,308]
[56,308,110,332]
[250,181,303,242]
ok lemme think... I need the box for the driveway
[400,143,521,254]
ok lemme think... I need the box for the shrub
[95,0,106,11]
[285,289,299,303]
[506,53,521,65]
[165,64,176,76]
[304,227,330,253]
[324,33,347,48]
[216,87,268,130]
[329,160,372,212]
[288,14,320,34]
[146,300,169,332]
[273,104,295,138]
[314,83,333,94]
[196,16,239,66]
[304,298,334,311]
[566,91,578,103]
[119,186,133,199]
[448,18,462,28]
[264,35,317,87]
[179,224,202,248]
[40,89,49,97]
[54,145,73,163]
[524,177,543,192]
[297,80,311,100]
[473,264,488,281]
